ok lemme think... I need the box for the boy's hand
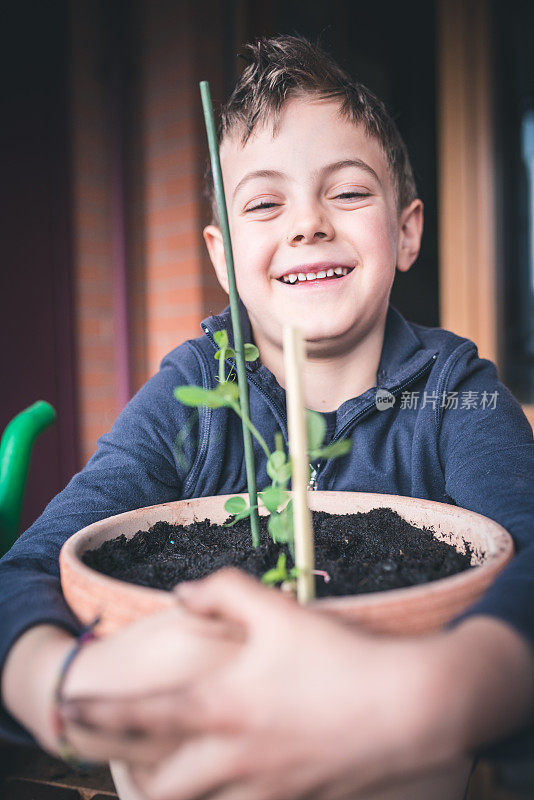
[2,606,240,764]
[61,606,241,764]
[115,569,533,800]
[107,570,471,800]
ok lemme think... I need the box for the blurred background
[1,0,533,532]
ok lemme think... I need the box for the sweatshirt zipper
[307,353,438,489]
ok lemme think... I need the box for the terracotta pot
[60,491,513,637]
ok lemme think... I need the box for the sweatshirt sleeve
[438,342,534,775]
[0,359,198,745]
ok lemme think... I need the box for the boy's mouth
[276,263,355,284]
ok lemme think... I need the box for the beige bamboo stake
[283,325,315,603]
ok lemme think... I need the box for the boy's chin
[249,301,367,352]
[274,311,359,346]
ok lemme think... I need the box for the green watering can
[0,401,56,556]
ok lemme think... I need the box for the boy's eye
[334,192,370,201]
[245,201,279,212]
[243,192,369,212]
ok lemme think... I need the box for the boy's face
[204,97,423,358]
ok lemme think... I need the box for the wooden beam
[437,0,498,364]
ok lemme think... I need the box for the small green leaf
[261,553,288,585]
[214,346,235,360]
[243,343,259,361]
[223,508,251,527]
[266,500,295,553]
[224,496,247,514]
[175,383,241,409]
[274,431,284,453]
[174,386,221,407]
[267,457,292,486]
[259,485,288,513]
[267,450,292,485]
[223,499,258,528]
[268,509,294,544]
[269,451,286,469]
[214,330,229,347]
[266,452,282,482]
[174,381,239,408]
[279,464,292,485]
[223,505,258,528]
[310,439,352,460]
[275,552,287,572]
[224,510,254,527]
[216,382,239,402]
[306,410,327,451]
[261,567,281,585]
[267,513,286,543]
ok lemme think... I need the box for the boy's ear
[203,225,229,294]
[396,199,424,273]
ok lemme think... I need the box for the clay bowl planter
[60,490,513,637]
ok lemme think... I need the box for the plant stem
[200,80,260,548]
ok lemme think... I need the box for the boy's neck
[251,315,386,413]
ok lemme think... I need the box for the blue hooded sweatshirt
[0,304,533,777]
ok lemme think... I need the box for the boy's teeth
[280,266,352,282]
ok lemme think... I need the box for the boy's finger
[60,686,233,737]
[64,722,183,765]
[130,735,248,800]
[174,567,296,627]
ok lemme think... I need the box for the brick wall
[70,2,116,464]
[134,0,228,382]
[70,0,227,465]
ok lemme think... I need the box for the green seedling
[261,552,331,592]
[175,331,352,554]
[261,552,299,588]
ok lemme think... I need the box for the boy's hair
[206,34,417,224]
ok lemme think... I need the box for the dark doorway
[493,0,534,403]
[0,1,78,533]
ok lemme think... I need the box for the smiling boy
[1,34,533,800]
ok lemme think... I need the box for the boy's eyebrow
[233,170,284,199]
[232,159,381,199]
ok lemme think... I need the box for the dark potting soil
[82,508,474,598]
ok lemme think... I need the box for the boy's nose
[286,209,334,245]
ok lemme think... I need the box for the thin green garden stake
[200,80,261,548]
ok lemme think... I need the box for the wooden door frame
[436,0,534,430]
